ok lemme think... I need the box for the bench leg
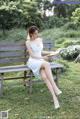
[55,69,60,87]
[25,79,32,94]
[0,73,4,97]
[23,71,27,86]
[25,71,33,94]
[55,75,58,87]
[28,71,33,94]
[28,79,32,94]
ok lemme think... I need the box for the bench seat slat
[0,65,29,73]
[0,63,63,73]
[50,62,63,69]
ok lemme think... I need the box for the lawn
[0,61,80,119]
[0,27,80,119]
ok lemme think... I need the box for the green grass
[0,61,80,119]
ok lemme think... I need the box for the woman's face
[31,30,39,40]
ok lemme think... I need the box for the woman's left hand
[50,48,62,55]
[55,48,62,54]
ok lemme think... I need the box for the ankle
[55,90,62,96]
[54,100,60,109]
[55,104,60,109]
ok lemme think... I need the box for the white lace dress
[26,38,46,78]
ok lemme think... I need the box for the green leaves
[71,8,80,25]
[60,45,80,60]
[0,0,43,32]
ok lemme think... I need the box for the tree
[0,0,43,35]
[53,0,67,17]
[35,0,52,18]
[0,1,23,35]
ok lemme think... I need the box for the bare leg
[40,69,60,109]
[41,62,62,96]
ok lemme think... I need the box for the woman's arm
[50,48,61,56]
[42,51,50,55]
[42,48,61,56]
[26,41,43,59]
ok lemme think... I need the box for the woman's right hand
[43,56,49,61]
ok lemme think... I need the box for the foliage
[0,28,27,42]
[43,16,69,29]
[63,22,79,30]
[53,0,67,18]
[62,40,80,47]
[60,45,80,60]
[0,0,80,35]
[20,0,43,28]
[55,38,80,48]
[71,7,80,26]
[0,0,43,34]
[53,0,80,19]
[0,1,23,35]
[35,0,52,18]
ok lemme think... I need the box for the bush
[56,38,80,48]
[60,45,80,60]
[63,22,78,30]
[71,8,80,26]
[62,39,80,47]
[61,30,80,38]
[43,16,69,29]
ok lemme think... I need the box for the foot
[54,99,60,109]
[56,90,62,96]
[55,104,60,109]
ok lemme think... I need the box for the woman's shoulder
[37,37,42,40]
[25,40,31,46]
[36,37,43,42]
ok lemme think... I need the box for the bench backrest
[0,39,54,66]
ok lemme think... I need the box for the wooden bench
[0,40,64,96]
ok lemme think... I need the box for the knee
[42,75,47,80]
[43,61,50,68]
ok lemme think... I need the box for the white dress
[26,38,46,78]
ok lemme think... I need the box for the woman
[26,26,62,109]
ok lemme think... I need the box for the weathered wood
[0,51,25,58]
[23,71,27,86]
[0,45,25,51]
[43,40,53,50]
[0,65,29,73]
[23,47,28,86]
[25,70,33,93]
[0,73,4,97]
[0,42,25,46]
[54,69,59,86]
[0,63,63,73]
[50,62,63,69]
[0,58,26,64]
